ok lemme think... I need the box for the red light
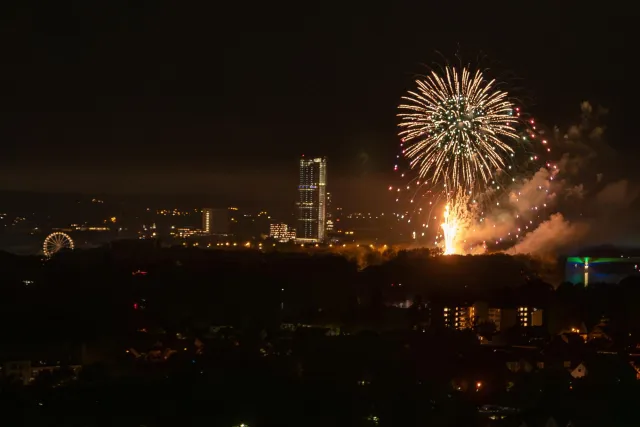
[133,303,138,310]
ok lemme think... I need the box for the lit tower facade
[202,208,229,235]
[203,208,212,234]
[297,156,327,243]
[325,192,334,233]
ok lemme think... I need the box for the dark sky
[0,2,634,210]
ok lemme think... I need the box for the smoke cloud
[508,213,589,258]
[595,180,638,208]
[454,101,637,257]
[459,166,560,246]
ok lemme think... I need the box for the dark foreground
[2,331,640,427]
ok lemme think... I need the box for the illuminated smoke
[508,213,588,257]
[441,204,458,255]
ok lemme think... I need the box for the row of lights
[179,242,392,250]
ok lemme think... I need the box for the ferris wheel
[43,232,74,257]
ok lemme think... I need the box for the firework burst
[398,66,519,195]
[394,66,559,255]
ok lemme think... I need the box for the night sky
[0,2,633,211]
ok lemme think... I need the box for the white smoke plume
[453,101,634,257]
[507,213,589,257]
[460,167,560,246]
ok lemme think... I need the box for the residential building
[443,301,506,331]
[443,304,475,330]
[487,308,502,331]
[455,305,475,330]
[443,306,453,328]
[473,301,504,331]
[517,306,544,327]
[269,223,296,242]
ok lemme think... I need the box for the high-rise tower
[202,208,229,235]
[325,192,334,233]
[296,156,327,242]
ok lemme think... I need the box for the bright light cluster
[398,66,518,194]
[43,232,74,257]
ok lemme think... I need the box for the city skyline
[0,4,636,424]
[0,5,635,253]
